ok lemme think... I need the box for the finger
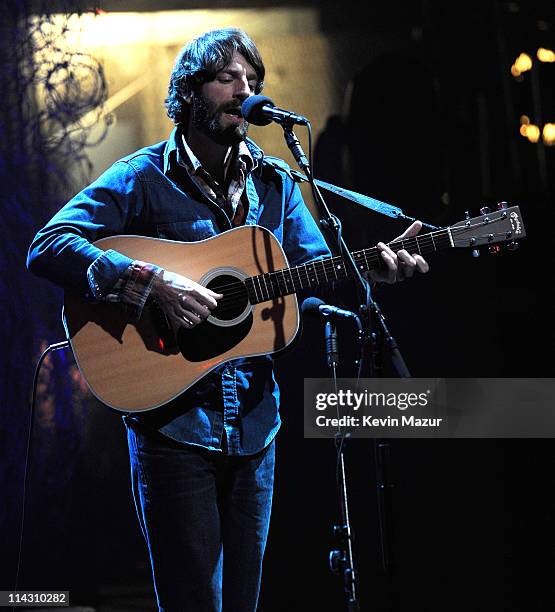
[193,289,221,310]
[378,249,397,283]
[204,286,223,300]
[398,220,423,239]
[380,249,397,271]
[397,249,417,268]
[396,250,417,278]
[414,255,430,274]
[190,302,211,318]
[181,309,202,326]
[175,296,203,323]
[180,294,211,318]
[377,241,398,261]
[378,243,397,274]
[170,311,193,331]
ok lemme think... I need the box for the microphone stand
[282,121,412,609]
[283,123,361,609]
[284,122,368,610]
[323,314,360,612]
[282,124,412,379]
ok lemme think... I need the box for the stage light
[519,121,554,146]
[514,52,533,73]
[512,52,553,146]
[525,124,540,143]
[537,48,555,63]
[542,123,555,146]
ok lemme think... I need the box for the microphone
[241,95,309,127]
[301,297,359,320]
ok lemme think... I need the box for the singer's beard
[191,93,248,146]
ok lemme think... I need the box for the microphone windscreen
[301,297,324,317]
[241,95,275,126]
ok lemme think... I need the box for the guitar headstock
[449,203,525,253]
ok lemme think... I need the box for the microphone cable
[13,340,70,600]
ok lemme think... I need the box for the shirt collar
[180,134,256,179]
[162,127,179,175]
[163,126,263,177]
[180,133,204,174]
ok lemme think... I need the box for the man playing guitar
[28,28,428,611]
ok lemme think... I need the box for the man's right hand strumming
[150,270,222,330]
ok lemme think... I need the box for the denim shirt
[28,128,331,455]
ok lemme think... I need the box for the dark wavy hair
[165,28,265,125]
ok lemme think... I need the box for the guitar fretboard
[244,229,452,304]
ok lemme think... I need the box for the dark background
[1,1,554,610]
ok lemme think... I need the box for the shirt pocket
[156,219,216,242]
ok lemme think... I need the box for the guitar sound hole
[207,274,249,321]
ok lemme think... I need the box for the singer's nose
[234,77,251,102]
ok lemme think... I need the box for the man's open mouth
[224,108,242,118]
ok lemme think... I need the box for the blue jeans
[126,424,275,612]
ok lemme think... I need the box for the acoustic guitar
[64,205,525,411]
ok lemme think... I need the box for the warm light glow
[519,122,555,145]
[514,52,533,73]
[543,123,555,146]
[519,115,530,125]
[28,6,331,189]
[525,124,540,143]
[537,48,555,63]
[32,9,319,50]
[510,64,521,77]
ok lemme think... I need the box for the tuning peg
[489,245,501,255]
[497,201,508,210]
[480,206,491,215]
[506,241,519,251]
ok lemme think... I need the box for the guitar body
[63,205,526,413]
[64,225,299,412]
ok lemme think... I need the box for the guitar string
[205,222,512,296]
[211,239,513,314]
[208,233,450,295]
[211,249,418,312]
[210,231,455,300]
[212,231,509,309]
[203,224,516,314]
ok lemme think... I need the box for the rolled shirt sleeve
[27,160,144,299]
[103,260,161,321]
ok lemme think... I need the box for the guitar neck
[245,228,453,304]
